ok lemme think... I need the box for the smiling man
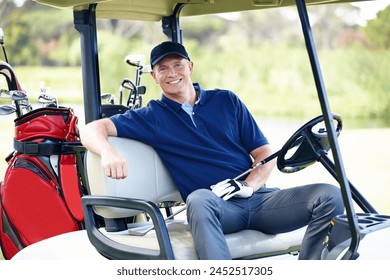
[150,41,196,106]
[80,41,343,260]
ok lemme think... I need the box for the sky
[13,0,390,24]
[352,0,390,21]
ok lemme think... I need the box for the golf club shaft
[0,28,9,63]
[10,91,28,117]
[233,150,280,181]
[131,204,186,236]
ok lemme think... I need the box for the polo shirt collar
[160,83,205,112]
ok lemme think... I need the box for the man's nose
[167,67,177,76]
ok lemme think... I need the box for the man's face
[151,55,193,98]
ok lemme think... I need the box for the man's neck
[165,85,197,106]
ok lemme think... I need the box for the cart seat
[12,137,305,260]
[82,137,305,259]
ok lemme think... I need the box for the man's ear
[188,61,194,75]
[150,70,158,84]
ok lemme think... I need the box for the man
[80,41,343,259]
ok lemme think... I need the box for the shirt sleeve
[109,104,158,145]
[231,92,269,153]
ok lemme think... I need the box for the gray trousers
[186,183,344,260]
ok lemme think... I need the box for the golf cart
[8,0,390,260]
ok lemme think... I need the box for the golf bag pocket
[0,107,85,259]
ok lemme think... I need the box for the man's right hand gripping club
[210,179,254,200]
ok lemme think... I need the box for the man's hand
[79,118,127,179]
[210,179,254,200]
[100,149,128,179]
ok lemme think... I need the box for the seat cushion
[12,221,306,260]
[109,221,306,259]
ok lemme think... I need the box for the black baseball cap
[150,41,190,68]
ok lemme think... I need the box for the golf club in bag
[0,106,87,259]
[100,54,150,118]
[0,32,86,259]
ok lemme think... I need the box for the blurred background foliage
[0,0,389,125]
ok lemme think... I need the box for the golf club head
[0,104,16,115]
[0,28,4,45]
[101,93,115,104]
[124,54,145,67]
[0,89,11,99]
[120,78,136,92]
[10,90,28,101]
[37,93,58,107]
[137,85,146,95]
[141,65,151,73]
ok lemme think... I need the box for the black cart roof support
[162,3,185,43]
[74,4,101,124]
[295,0,360,260]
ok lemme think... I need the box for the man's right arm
[79,118,128,179]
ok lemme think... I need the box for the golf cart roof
[35,0,370,21]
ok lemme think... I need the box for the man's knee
[187,188,215,206]
[314,183,344,215]
[186,189,221,221]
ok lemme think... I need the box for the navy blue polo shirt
[110,83,268,201]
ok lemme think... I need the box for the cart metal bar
[295,0,360,260]
[162,3,185,43]
[74,4,101,123]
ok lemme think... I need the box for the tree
[3,1,77,65]
[363,5,390,49]
[0,0,17,27]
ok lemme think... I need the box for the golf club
[9,90,29,117]
[119,78,136,105]
[101,93,115,104]
[0,89,11,99]
[124,54,144,91]
[124,54,145,67]
[0,27,9,63]
[38,93,58,107]
[0,104,16,115]
[128,150,280,236]
[123,54,150,109]
[19,99,32,114]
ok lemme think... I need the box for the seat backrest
[85,137,182,218]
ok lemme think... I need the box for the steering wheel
[276,113,342,173]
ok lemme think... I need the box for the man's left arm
[243,144,276,191]
[210,144,276,200]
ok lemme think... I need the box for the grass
[2,66,84,105]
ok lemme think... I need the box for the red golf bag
[0,106,86,259]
